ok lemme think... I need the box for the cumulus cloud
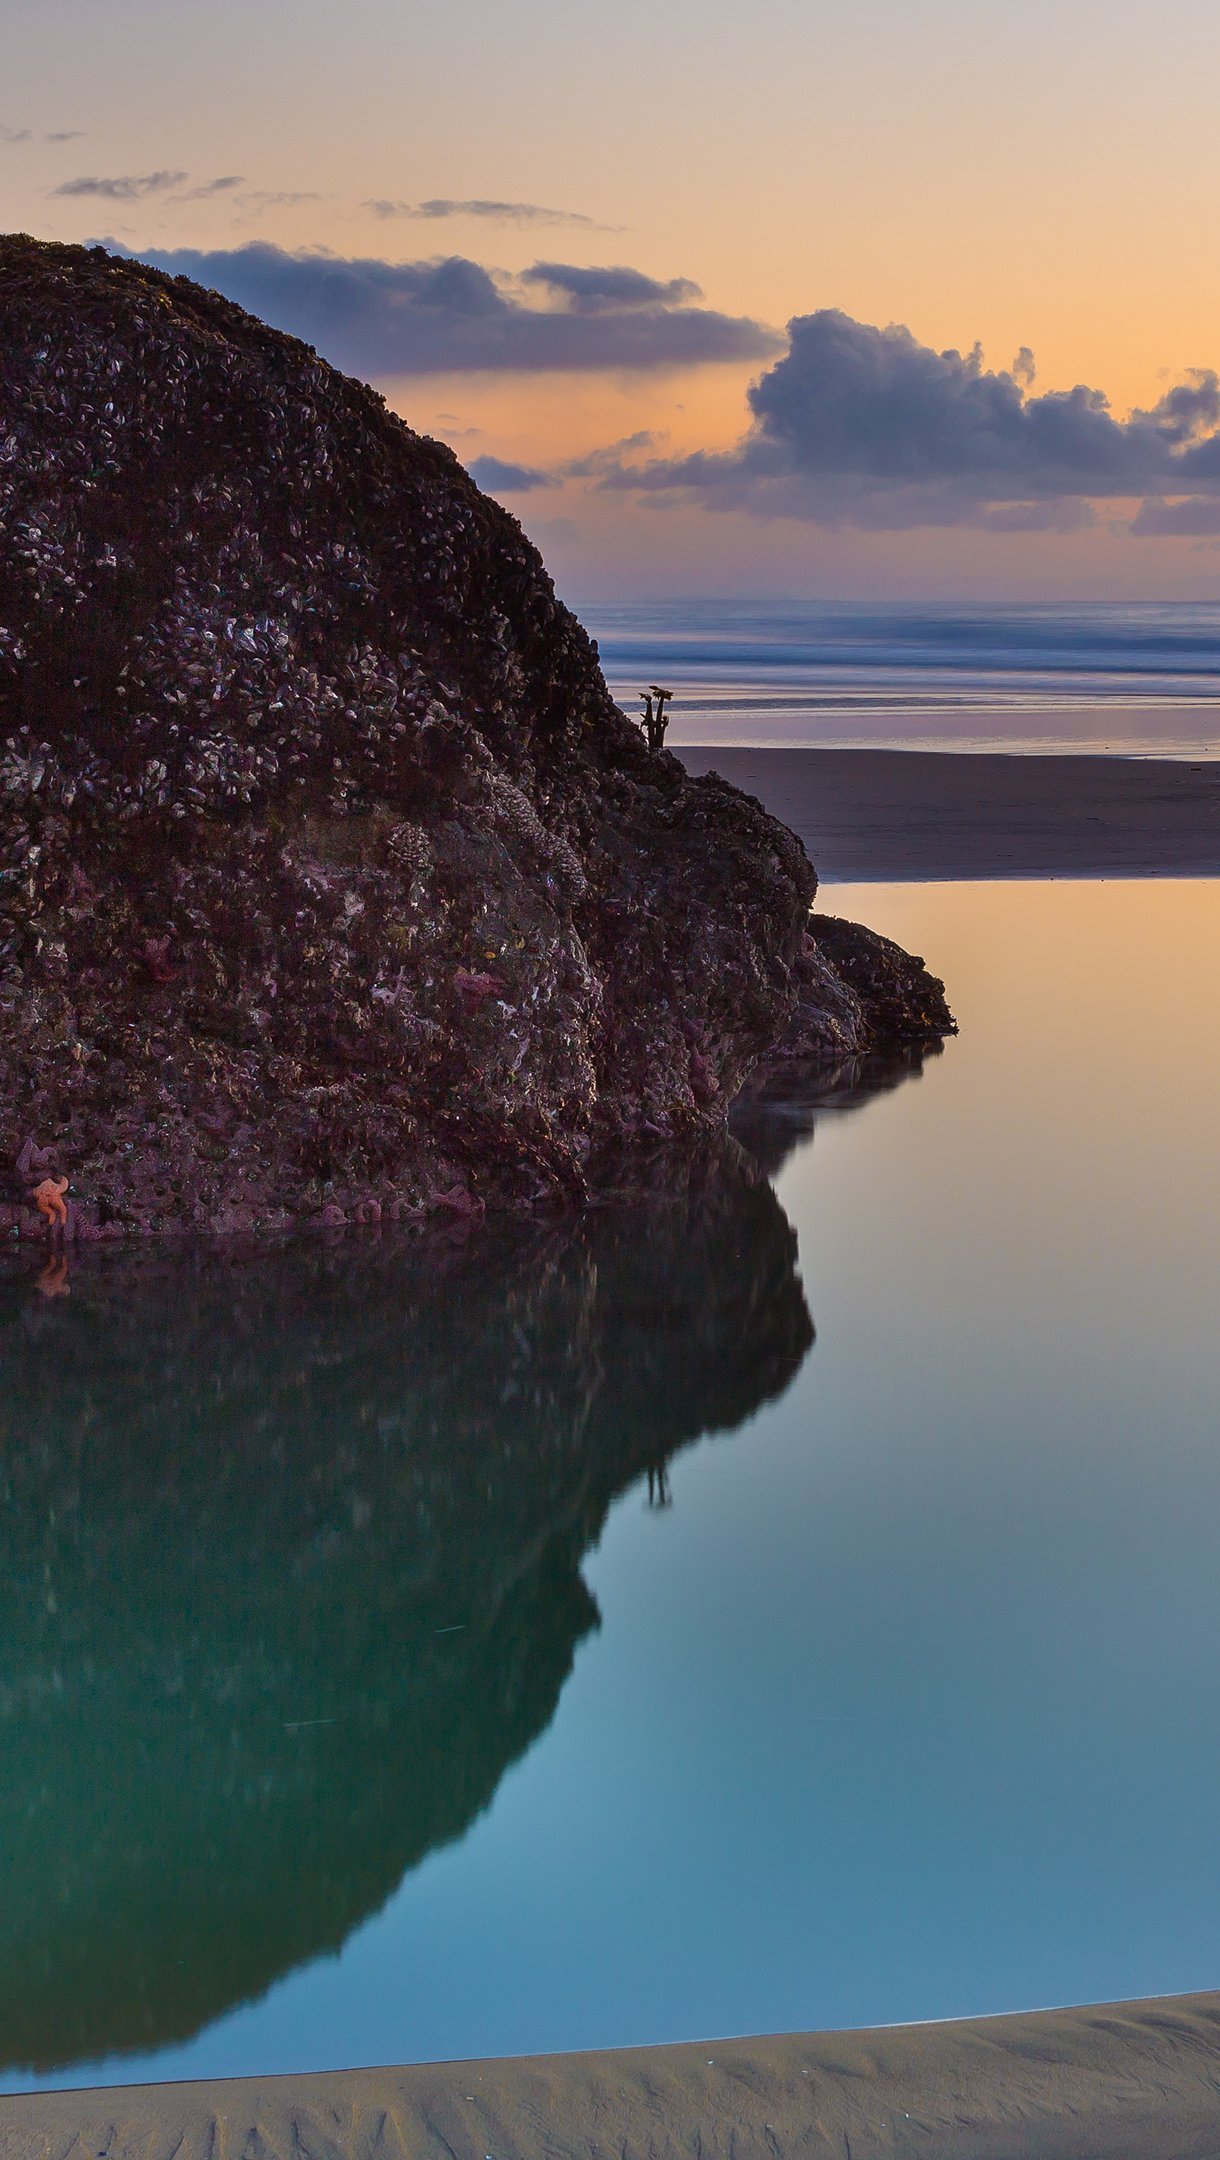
[365,197,615,229]
[597,308,1220,529]
[1137,370,1220,446]
[54,169,187,200]
[109,241,780,377]
[467,454,554,493]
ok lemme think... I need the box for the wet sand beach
[677,747,1220,880]
[7,1993,1220,2159]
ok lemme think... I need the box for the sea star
[33,1176,69,1229]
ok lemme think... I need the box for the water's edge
[8,1989,1220,2159]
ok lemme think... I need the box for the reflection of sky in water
[6,879,1220,2090]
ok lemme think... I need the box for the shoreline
[677,745,1220,881]
[8,1990,1220,2157]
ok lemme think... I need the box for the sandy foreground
[7,1994,1220,2158]
[677,747,1220,880]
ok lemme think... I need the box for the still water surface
[4,877,1220,2090]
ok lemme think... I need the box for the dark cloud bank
[109,241,778,376]
[597,309,1220,532]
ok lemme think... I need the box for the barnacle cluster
[0,237,819,1236]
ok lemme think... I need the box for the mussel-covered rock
[772,914,955,1063]
[0,235,949,1237]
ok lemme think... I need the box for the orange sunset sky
[6,0,1220,602]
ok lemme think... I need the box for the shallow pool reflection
[5,878,1220,2089]
[0,1145,812,2080]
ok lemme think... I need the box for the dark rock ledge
[0,236,953,1241]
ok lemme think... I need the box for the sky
[5,0,1220,602]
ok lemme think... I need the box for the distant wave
[587,601,1220,755]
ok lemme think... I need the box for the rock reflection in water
[0,1143,810,2074]
[730,1043,943,1179]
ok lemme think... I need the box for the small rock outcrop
[0,236,952,1238]
[775,914,955,1063]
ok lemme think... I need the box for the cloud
[521,263,698,313]
[596,308,1220,528]
[54,170,187,200]
[467,455,554,493]
[979,499,1096,533]
[3,120,82,143]
[108,241,780,377]
[175,175,245,201]
[565,429,660,478]
[1136,369,1220,447]
[469,430,663,495]
[365,197,616,230]
[236,189,321,209]
[1127,495,1220,535]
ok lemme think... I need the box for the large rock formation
[0,236,951,1237]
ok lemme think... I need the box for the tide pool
[4,878,1220,2090]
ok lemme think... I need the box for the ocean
[587,599,1220,756]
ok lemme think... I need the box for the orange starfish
[33,1176,69,1229]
